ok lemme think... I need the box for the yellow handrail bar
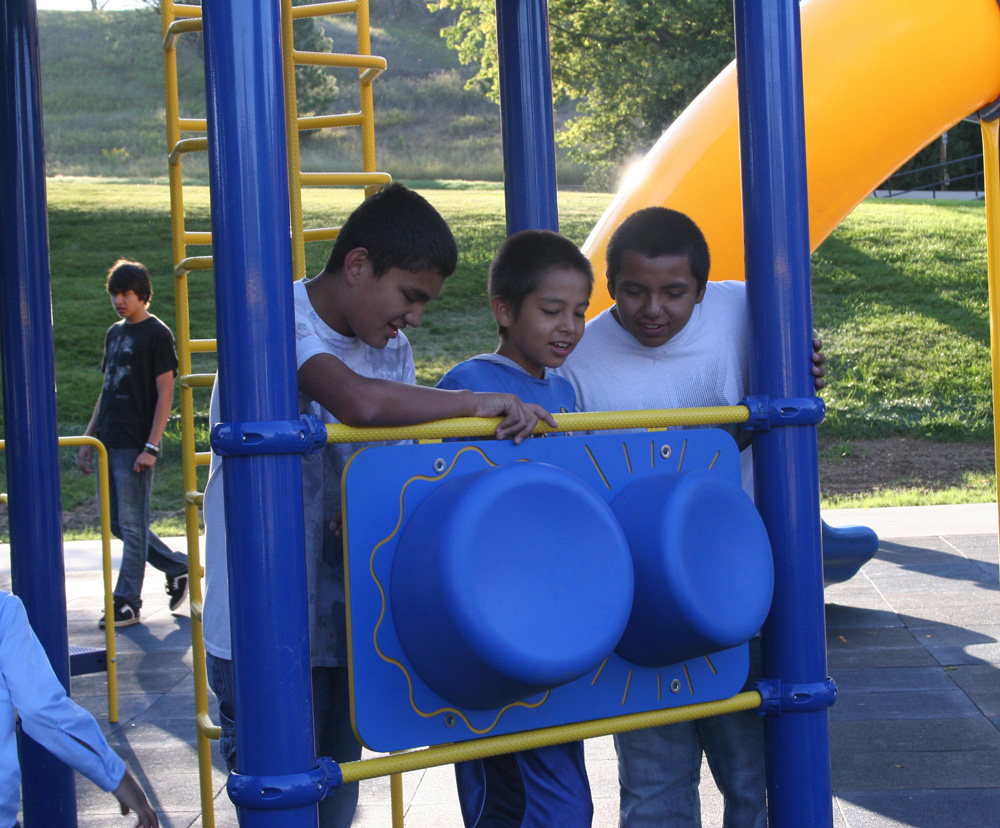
[342,692,762,783]
[0,436,119,723]
[325,406,750,444]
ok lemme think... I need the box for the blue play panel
[342,429,774,752]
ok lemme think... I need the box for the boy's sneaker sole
[99,602,140,628]
[166,572,189,612]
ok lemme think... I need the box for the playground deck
[4,502,1000,828]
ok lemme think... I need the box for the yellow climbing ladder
[158,2,387,825]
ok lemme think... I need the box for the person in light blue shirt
[0,591,157,828]
[437,229,594,828]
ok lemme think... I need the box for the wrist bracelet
[143,442,160,457]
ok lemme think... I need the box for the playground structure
[3,2,1000,828]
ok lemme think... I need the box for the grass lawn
[3,184,996,539]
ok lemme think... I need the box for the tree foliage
[431,0,734,179]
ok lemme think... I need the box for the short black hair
[105,259,152,304]
[324,183,458,279]
[489,230,593,336]
[606,207,710,292]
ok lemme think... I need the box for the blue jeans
[206,653,238,772]
[206,657,362,828]
[106,447,187,609]
[312,666,363,828]
[614,640,766,828]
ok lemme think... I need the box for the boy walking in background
[79,260,188,629]
[437,229,594,828]
[201,184,555,827]
[559,207,825,828]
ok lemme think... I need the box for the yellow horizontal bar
[300,172,392,188]
[197,711,221,741]
[163,16,202,51]
[298,112,363,130]
[184,231,212,246]
[341,691,761,783]
[178,118,208,132]
[303,227,340,243]
[194,453,211,467]
[175,256,214,276]
[169,137,208,166]
[325,406,749,444]
[292,52,386,71]
[0,494,7,505]
[186,490,205,506]
[291,1,358,18]
[180,373,217,388]
[189,339,217,353]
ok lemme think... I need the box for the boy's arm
[78,394,102,475]
[298,353,555,443]
[134,370,174,473]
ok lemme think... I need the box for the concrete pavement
[3,502,1000,827]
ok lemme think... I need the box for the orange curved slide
[583,0,1000,317]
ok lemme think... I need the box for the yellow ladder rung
[184,231,212,246]
[169,137,209,166]
[178,118,208,132]
[291,1,359,19]
[175,256,214,276]
[193,453,212,467]
[173,2,203,17]
[188,339,218,354]
[300,172,391,187]
[303,226,341,242]
[163,16,203,51]
[292,50,386,72]
[180,373,217,388]
[298,112,364,131]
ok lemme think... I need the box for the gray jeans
[106,447,187,608]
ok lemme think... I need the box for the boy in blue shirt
[437,229,594,828]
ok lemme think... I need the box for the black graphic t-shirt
[95,315,178,449]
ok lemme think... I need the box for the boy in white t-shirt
[559,207,824,828]
[202,184,556,828]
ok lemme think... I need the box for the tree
[432,0,734,182]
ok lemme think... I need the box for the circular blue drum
[611,470,773,667]
[391,461,634,710]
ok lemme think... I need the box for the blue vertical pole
[0,1,77,826]
[732,1,833,827]
[495,0,559,234]
[201,1,318,826]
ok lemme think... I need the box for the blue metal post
[733,1,833,826]
[0,1,77,825]
[201,1,318,826]
[494,0,559,234]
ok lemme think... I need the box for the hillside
[36,6,587,184]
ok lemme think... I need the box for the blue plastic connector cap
[742,395,826,432]
[227,757,342,810]
[211,415,328,457]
